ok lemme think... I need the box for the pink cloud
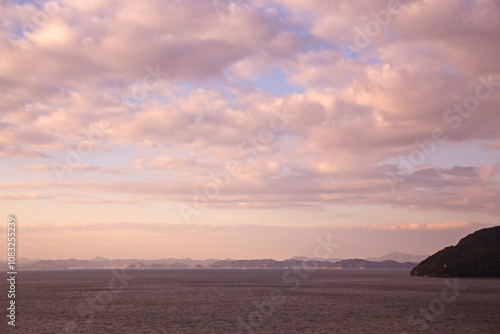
[0,0,499,234]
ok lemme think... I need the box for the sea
[2,269,499,333]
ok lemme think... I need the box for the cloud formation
[1,0,499,239]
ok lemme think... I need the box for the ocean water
[2,269,499,333]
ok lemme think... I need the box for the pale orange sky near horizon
[1,0,500,260]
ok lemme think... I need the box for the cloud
[25,164,121,174]
[1,0,499,223]
[0,193,47,200]
[368,222,472,230]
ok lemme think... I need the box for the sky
[0,0,499,260]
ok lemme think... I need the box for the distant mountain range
[367,252,428,263]
[89,256,221,268]
[411,226,500,278]
[208,258,416,269]
[0,257,222,271]
[291,256,343,263]
[290,253,428,264]
[0,253,422,271]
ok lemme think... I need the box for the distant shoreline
[2,257,419,271]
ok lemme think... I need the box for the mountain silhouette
[411,226,500,278]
